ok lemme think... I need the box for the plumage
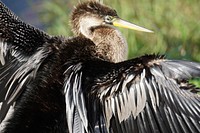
[0,1,200,133]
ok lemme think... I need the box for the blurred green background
[38,0,200,87]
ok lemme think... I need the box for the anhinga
[0,1,200,133]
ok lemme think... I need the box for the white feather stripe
[0,104,14,132]
[65,77,75,133]
[104,99,112,129]
[129,84,136,118]
[73,109,84,133]
[75,72,88,133]
[110,82,121,96]
[135,84,142,117]
[7,74,30,104]
[115,95,122,121]
[117,92,128,122]
[150,67,165,79]
[151,79,160,106]
[119,90,131,122]
[72,74,79,104]
[140,71,147,106]
[0,40,7,65]
[111,97,116,117]
[64,72,73,93]
[121,74,134,92]
[99,86,111,100]
[118,93,125,122]
[144,78,157,110]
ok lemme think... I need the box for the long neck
[89,26,128,63]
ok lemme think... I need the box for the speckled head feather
[71,1,118,36]
[75,1,117,16]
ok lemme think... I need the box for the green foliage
[39,0,74,36]
[39,0,200,86]
[190,78,200,88]
[190,78,200,93]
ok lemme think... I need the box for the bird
[0,0,200,133]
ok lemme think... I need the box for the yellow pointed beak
[112,18,153,33]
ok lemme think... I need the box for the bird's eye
[104,16,113,23]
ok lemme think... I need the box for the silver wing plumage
[64,55,200,133]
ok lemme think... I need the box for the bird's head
[71,1,153,39]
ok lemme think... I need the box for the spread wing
[64,55,200,133]
[0,1,52,122]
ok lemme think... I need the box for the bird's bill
[112,18,153,33]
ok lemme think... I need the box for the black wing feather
[0,1,51,63]
[64,63,89,133]
[68,55,200,133]
[159,60,200,80]
[0,1,52,123]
